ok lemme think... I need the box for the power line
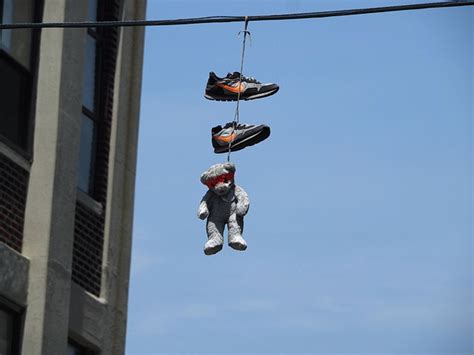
[0,1,473,30]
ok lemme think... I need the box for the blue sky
[126,1,472,354]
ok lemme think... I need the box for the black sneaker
[212,122,271,153]
[205,72,279,101]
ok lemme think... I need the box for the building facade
[0,0,146,354]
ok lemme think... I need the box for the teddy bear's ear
[223,162,235,173]
[200,172,210,184]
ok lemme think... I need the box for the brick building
[0,0,146,354]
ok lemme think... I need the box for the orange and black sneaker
[211,122,271,153]
[205,72,279,101]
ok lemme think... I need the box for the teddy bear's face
[201,162,236,196]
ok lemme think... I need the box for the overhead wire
[0,1,472,30]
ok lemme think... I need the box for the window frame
[0,0,43,160]
[0,296,24,355]
[78,0,118,205]
[78,17,103,197]
[0,49,33,153]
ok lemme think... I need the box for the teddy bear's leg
[204,219,225,255]
[227,214,247,251]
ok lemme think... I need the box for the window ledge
[76,189,104,216]
[0,140,31,172]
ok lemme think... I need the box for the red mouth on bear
[204,172,235,189]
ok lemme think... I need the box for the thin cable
[235,17,251,125]
[227,17,250,163]
[0,2,472,29]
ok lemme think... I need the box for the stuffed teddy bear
[198,162,249,255]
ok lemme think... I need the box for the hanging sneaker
[212,122,271,153]
[204,72,279,101]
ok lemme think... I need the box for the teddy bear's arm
[198,190,213,220]
[235,185,250,216]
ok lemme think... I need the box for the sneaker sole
[204,87,279,102]
[214,130,263,154]
[229,242,247,251]
[204,244,223,255]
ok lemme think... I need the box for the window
[87,0,97,22]
[67,343,81,355]
[82,35,97,113]
[67,340,96,355]
[0,0,35,152]
[0,304,21,355]
[78,0,99,195]
[0,308,13,355]
[0,0,33,69]
[78,114,96,192]
[0,57,31,149]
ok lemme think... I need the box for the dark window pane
[67,341,96,355]
[0,308,13,355]
[0,55,30,149]
[0,0,34,69]
[82,35,96,112]
[67,343,81,355]
[78,115,96,193]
